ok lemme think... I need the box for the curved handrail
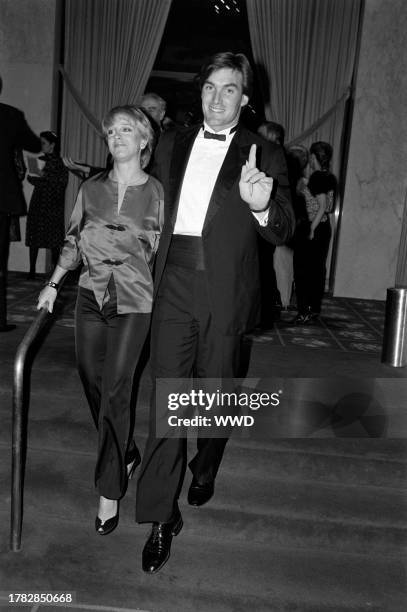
[10,285,64,552]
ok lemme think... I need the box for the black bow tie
[203,130,226,141]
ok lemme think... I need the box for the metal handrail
[10,284,64,552]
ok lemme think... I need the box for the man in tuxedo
[0,76,41,331]
[136,52,294,573]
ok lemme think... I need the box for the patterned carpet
[249,296,385,356]
[7,271,385,355]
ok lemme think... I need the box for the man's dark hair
[198,52,253,98]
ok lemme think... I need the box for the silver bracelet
[47,281,59,290]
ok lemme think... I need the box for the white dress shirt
[174,123,269,236]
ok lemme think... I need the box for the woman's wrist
[46,280,59,290]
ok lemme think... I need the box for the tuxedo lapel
[168,126,200,224]
[202,129,251,234]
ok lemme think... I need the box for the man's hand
[239,144,274,211]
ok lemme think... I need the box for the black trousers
[75,279,150,499]
[0,214,11,327]
[136,251,242,523]
[293,220,332,314]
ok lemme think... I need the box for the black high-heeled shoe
[126,447,140,480]
[127,458,137,480]
[95,501,119,536]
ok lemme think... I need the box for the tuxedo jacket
[0,103,41,215]
[151,123,295,335]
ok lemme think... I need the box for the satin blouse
[58,174,164,314]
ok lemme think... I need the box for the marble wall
[0,0,57,273]
[334,0,407,299]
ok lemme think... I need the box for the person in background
[257,120,289,319]
[136,52,294,574]
[140,92,167,133]
[37,105,163,537]
[257,121,285,146]
[293,141,337,323]
[0,75,41,331]
[9,148,27,245]
[25,131,68,278]
[285,143,310,219]
[281,143,311,309]
[285,143,310,239]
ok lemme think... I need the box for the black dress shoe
[187,478,214,507]
[142,509,183,574]
[0,324,16,333]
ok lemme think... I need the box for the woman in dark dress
[37,105,162,536]
[25,131,68,278]
[293,141,337,323]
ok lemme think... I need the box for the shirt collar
[201,122,238,140]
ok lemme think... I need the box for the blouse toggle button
[102,259,123,266]
[105,224,126,231]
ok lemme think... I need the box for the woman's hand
[63,156,85,171]
[63,157,90,177]
[308,228,315,240]
[37,286,57,313]
[296,177,308,194]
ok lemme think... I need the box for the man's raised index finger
[248,143,257,169]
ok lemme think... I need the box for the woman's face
[41,137,54,154]
[105,114,145,163]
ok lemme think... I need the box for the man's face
[201,68,248,132]
[141,97,165,125]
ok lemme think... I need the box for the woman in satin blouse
[37,105,163,535]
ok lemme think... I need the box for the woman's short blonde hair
[102,105,156,169]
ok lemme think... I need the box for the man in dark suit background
[136,52,295,573]
[0,76,41,331]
